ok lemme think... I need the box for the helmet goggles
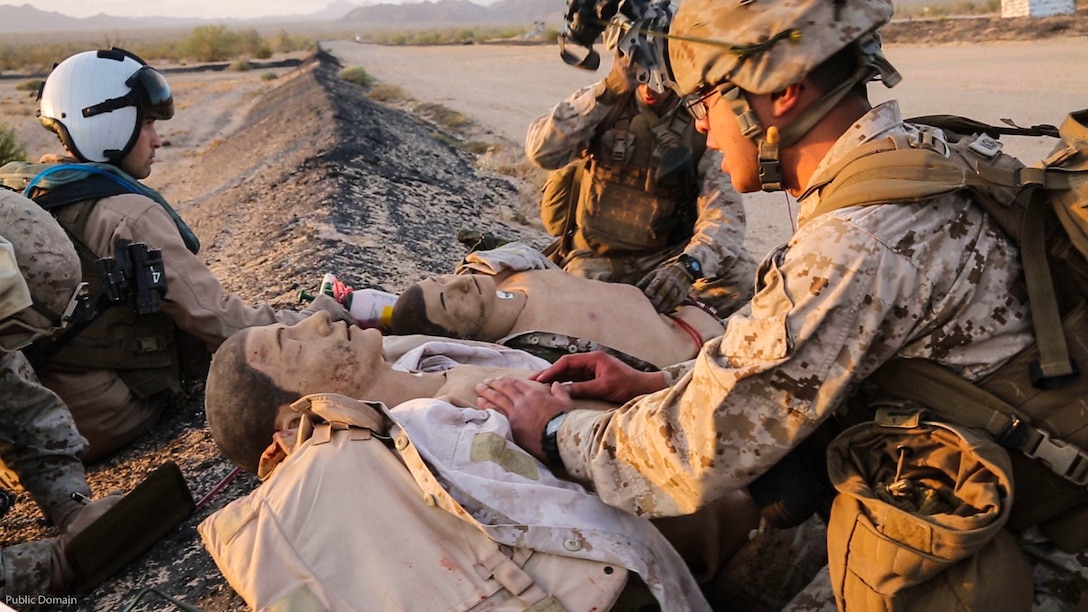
[81,65,174,121]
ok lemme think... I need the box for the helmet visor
[128,66,174,120]
[0,282,88,352]
[81,65,174,121]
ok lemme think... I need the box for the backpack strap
[32,173,133,210]
[907,114,1060,139]
[805,134,966,219]
[809,131,1078,384]
[1021,188,1077,384]
[869,358,1088,488]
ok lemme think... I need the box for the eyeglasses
[683,83,737,121]
[82,66,174,121]
[0,282,89,351]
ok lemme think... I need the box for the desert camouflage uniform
[555,101,1087,604]
[0,203,91,596]
[555,101,1033,514]
[0,350,93,596]
[0,350,89,509]
[525,84,756,316]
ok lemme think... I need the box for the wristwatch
[676,254,704,280]
[541,412,568,469]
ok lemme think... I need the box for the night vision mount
[559,0,676,94]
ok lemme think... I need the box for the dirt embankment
[2,50,551,611]
[880,7,1088,44]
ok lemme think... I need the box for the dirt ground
[0,11,1087,610]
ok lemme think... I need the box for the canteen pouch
[825,406,1032,611]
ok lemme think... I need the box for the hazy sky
[3,1,366,19]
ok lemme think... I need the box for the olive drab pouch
[825,406,1033,611]
[539,157,587,238]
[577,157,680,254]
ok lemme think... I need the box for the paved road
[325,38,1088,257]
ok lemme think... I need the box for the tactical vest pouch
[46,309,181,399]
[540,158,586,238]
[577,158,679,254]
[825,408,1032,611]
[199,394,628,611]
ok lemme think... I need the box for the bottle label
[346,289,399,331]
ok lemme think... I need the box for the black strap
[31,174,133,211]
[908,114,1060,139]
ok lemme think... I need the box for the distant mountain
[1,0,966,35]
[0,2,369,34]
[344,0,561,26]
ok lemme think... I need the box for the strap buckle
[1021,427,1088,486]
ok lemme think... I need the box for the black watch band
[677,254,703,280]
[541,412,568,469]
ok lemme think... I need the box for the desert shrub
[0,27,319,72]
[234,29,263,57]
[352,24,541,46]
[0,121,27,165]
[261,72,278,81]
[366,83,406,102]
[181,25,234,62]
[272,29,314,54]
[463,141,492,155]
[228,59,253,71]
[417,103,471,130]
[14,79,43,92]
[339,66,374,88]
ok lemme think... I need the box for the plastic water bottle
[343,288,398,332]
[312,273,398,332]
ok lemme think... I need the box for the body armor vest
[48,199,181,399]
[571,95,707,255]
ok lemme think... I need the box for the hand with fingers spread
[530,351,667,405]
[475,377,573,460]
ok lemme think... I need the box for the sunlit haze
[1,0,494,20]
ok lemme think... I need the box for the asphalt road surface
[325,38,1088,257]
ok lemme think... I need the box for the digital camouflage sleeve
[555,102,1036,518]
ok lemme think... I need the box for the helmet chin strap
[723,35,901,192]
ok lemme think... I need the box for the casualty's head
[390,274,510,340]
[204,311,387,472]
[0,190,84,353]
[39,47,173,179]
[667,0,899,192]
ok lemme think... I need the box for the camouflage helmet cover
[0,190,81,340]
[668,0,895,95]
[0,234,32,321]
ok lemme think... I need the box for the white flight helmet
[39,47,174,164]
